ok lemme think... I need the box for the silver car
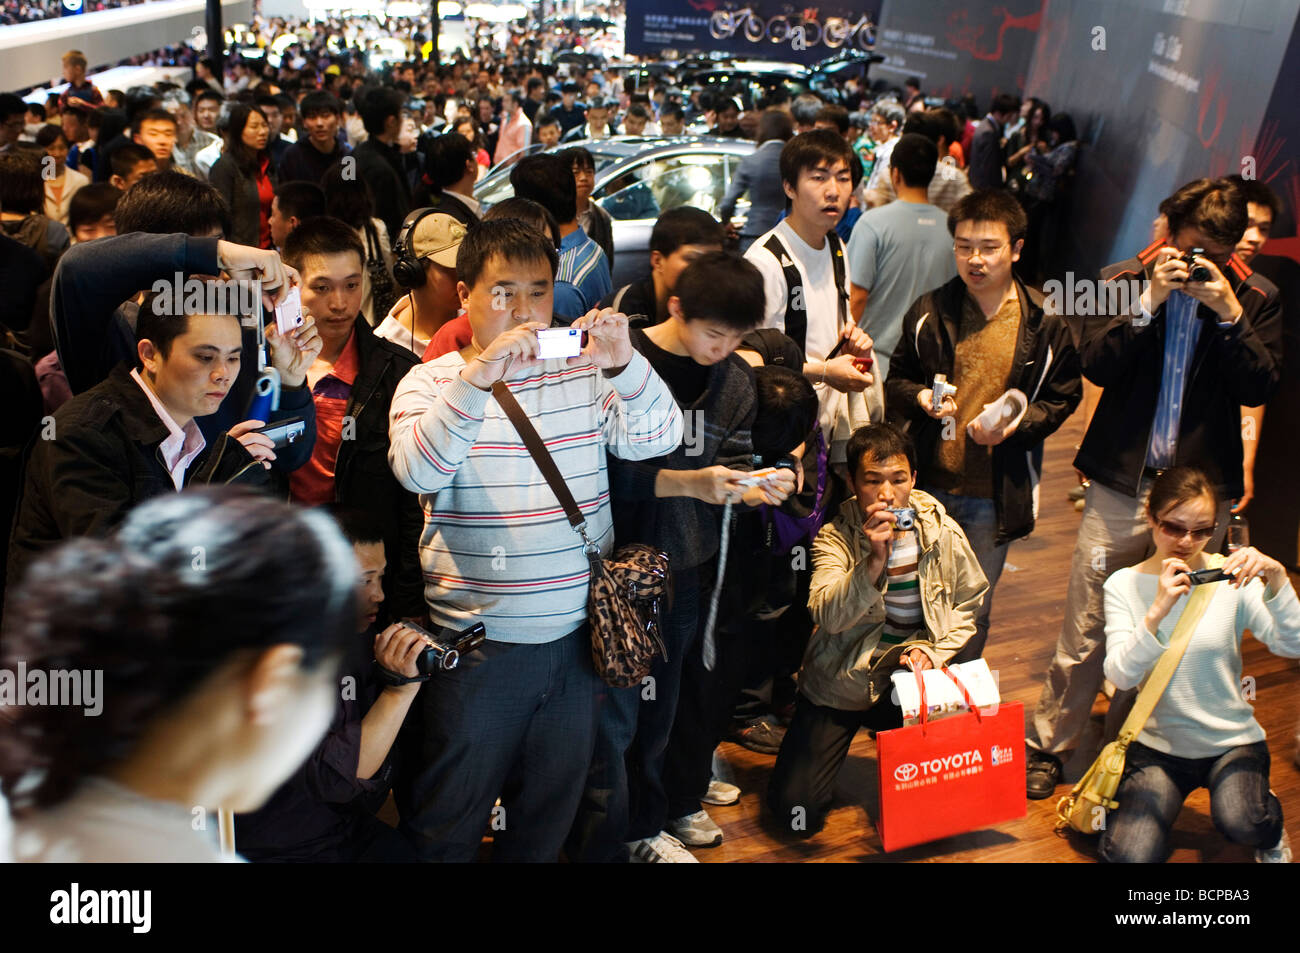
[474,135,756,288]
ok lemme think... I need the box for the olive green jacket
[799,489,988,712]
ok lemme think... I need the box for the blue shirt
[1146,291,1201,468]
[554,226,612,321]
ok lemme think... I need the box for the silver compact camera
[889,507,917,531]
[931,373,957,413]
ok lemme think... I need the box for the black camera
[405,620,487,673]
[1178,247,1212,283]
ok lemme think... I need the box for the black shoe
[730,718,786,755]
[1026,752,1063,800]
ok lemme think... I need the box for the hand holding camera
[570,307,634,372]
[226,419,277,469]
[862,501,903,581]
[918,374,958,420]
[1220,545,1287,595]
[1145,247,1242,322]
[373,622,429,692]
[461,321,551,390]
[1145,556,1193,632]
[266,304,321,389]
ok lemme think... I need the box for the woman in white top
[1100,466,1299,863]
[1,490,360,862]
[36,125,89,226]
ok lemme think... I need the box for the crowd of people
[0,15,1298,866]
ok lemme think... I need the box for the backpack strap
[763,233,807,353]
[827,230,849,333]
[612,283,629,314]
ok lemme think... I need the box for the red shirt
[255,155,274,249]
[422,313,473,362]
[289,329,359,505]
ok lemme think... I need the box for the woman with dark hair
[1021,111,1077,283]
[719,107,793,253]
[453,117,491,178]
[209,103,276,247]
[1,488,359,862]
[0,151,71,270]
[35,125,88,226]
[1098,467,1300,864]
[321,160,396,325]
[1005,96,1050,189]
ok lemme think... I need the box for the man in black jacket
[967,94,1019,191]
[888,190,1081,662]
[7,304,275,599]
[281,216,425,622]
[1025,177,1283,799]
[597,206,724,327]
[351,87,413,238]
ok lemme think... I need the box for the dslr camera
[403,620,487,673]
[1177,247,1212,283]
[931,373,958,413]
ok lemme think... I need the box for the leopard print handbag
[492,382,672,687]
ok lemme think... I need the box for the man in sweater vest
[388,219,683,861]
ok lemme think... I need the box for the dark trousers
[397,625,600,862]
[568,568,700,861]
[663,607,752,820]
[766,692,903,838]
[1098,740,1283,863]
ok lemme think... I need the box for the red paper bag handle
[914,664,928,731]
[941,665,982,723]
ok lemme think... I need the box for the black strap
[491,381,586,530]
[828,230,848,332]
[764,234,806,353]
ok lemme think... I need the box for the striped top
[554,226,613,320]
[388,350,683,644]
[1146,290,1201,469]
[875,529,924,659]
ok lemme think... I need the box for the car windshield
[475,145,630,208]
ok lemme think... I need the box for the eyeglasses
[1155,518,1217,541]
[953,242,1008,260]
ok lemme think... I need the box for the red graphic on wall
[1196,65,1228,149]
[687,0,720,10]
[946,2,1045,63]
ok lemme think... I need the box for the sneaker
[667,810,724,847]
[701,777,740,806]
[627,831,700,863]
[730,717,786,755]
[1067,483,1086,502]
[1074,497,1085,512]
[1256,829,1292,863]
[1026,751,1064,800]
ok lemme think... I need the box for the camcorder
[1179,567,1235,585]
[408,620,487,674]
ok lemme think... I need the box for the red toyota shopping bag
[875,667,1025,852]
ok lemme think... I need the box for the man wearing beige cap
[376,209,469,356]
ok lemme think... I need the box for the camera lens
[441,649,460,670]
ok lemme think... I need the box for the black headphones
[392,203,475,289]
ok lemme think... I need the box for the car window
[596,154,729,221]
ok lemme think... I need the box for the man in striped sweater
[387,219,684,862]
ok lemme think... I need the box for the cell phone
[855,355,873,372]
[254,416,306,449]
[735,466,784,487]
[1179,567,1234,585]
[535,327,588,359]
[274,286,304,337]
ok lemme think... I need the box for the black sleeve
[1212,290,1283,406]
[885,298,929,422]
[1006,314,1082,448]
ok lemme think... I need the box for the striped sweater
[388,350,684,643]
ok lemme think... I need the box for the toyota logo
[894,763,918,782]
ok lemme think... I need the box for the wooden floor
[697,409,1300,863]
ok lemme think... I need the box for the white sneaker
[701,777,740,806]
[1256,828,1292,863]
[627,831,701,862]
[667,810,723,848]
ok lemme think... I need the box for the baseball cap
[410,212,468,268]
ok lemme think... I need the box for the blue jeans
[924,488,1007,661]
[396,625,601,862]
[1098,740,1282,863]
[568,567,701,861]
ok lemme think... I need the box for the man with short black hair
[130,108,178,174]
[846,133,957,380]
[766,422,986,838]
[551,82,586,136]
[968,93,1020,190]
[535,113,562,148]
[598,206,725,326]
[868,109,972,212]
[511,153,611,319]
[745,131,878,468]
[659,104,686,137]
[562,99,614,141]
[269,180,325,249]
[887,189,1080,662]
[351,87,411,236]
[0,95,27,157]
[278,91,351,185]
[412,132,480,221]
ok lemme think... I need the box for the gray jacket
[719,139,787,238]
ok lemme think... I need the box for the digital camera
[931,373,958,413]
[889,507,917,531]
[1178,247,1212,283]
[404,621,487,673]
